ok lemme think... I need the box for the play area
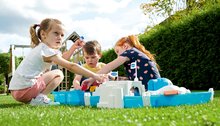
[52,78,214,108]
[7,31,214,109]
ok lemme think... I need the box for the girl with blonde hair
[9,18,106,105]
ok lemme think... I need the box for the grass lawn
[0,91,220,126]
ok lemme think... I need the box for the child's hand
[81,78,95,91]
[93,74,108,83]
[81,74,108,91]
[73,83,81,90]
[73,39,85,49]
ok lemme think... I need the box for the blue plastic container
[90,96,100,107]
[66,90,85,105]
[53,90,212,108]
[53,91,67,104]
[53,90,85,105]
[124,96,144,108]
[150,92,211,107]
[148,78,171,90]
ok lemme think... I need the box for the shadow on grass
[0,103,24,109]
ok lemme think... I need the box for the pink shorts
[11,77,46,103]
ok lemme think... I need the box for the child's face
[114,46,126,56]
[43,23,65,49]
[83,52,101,68]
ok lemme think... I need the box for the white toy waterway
[84,80,145,108]
[146,84,191,96]
[208,88,214,101]
[83,79,214,108]
[84,80,192,108]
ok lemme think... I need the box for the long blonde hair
[29,18,62,48]
[115,35,160,69]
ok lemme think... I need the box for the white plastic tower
[92,81,145,108]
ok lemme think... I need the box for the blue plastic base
[52,90,212,108]
[90,96,100,107]
[150,92,211,107]
[53,90,84,105]
[148,78,171,90]
[124,96,143,108]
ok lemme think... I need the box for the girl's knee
[53,69,64,80]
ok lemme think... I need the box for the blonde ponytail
[29,24,40,48]
[29,18,63,48]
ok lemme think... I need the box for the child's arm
[48,55,106,82]
[81,56,128,88]
[62,39,84,60]
[72,74,82,90]
[97,56,128,74]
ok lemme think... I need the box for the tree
[140,0,208,25]
[140,0,175,18]
[0,53,10,90]
[186,0,207,9]
[0,52,23,94]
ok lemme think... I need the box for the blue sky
[0,0,165,56]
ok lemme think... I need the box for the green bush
[0,85,5,93]
[139,3,220,89]
[101,1,220,90]
[100,49,125,76]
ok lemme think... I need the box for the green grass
[1,91,220,126]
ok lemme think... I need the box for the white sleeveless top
[9,43,61,90]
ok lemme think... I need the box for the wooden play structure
[57,31,84,91]
[9,44,31,76]
[7,44,31,94]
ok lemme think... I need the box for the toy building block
[81,84,88,91]
[81,81,100,92]
[89,81,101,92]
[89,86,97,92]
[148,78,173,91]
[164,90,179,96]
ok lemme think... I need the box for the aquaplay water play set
[52,78,214,108]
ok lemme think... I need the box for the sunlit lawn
[0,91,220,126]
